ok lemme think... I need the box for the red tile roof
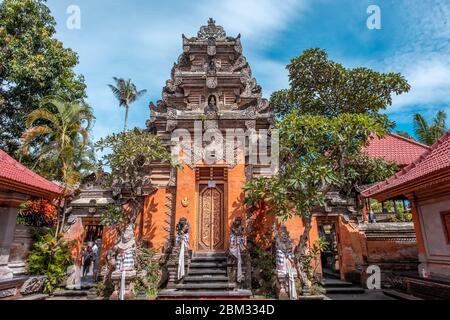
[363,132,430,167]
[0,148,61,198]
[362,130,450,199]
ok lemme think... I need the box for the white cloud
[250,58,290,97]
[391,57,450,110]
[383,1,450,113]
[194,0,310,45]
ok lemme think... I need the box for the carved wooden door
[198,184,224,251]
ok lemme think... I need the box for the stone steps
[158,251,252,299]
[191,256,227,262]
[18,294,49,300]
[188,268,227,275]
[190,262,228,268]
[323,276,365,294]
[382,289,423,300]
[325,286,365,294]
[158,289,252,299]
[323,278,354,288]
[193,252,227,258]
[51,287,98,300]
[322,268,340,280]
[53,289,89,297]
[184,275,229,283]
[176,283,236,290]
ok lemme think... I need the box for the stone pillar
[0,207,19,280]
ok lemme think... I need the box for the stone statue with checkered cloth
[275,224,298,300]
[111,224,137,300]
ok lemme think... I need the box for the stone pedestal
[0,208,19,280]
[110,270,137,300]
[275,271,301,300]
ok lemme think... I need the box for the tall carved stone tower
[144,19,274,254]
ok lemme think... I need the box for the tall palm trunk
[124,102,129,132]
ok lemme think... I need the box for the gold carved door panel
[198,184,224,251]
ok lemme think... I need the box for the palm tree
[20,96,95,234]
[20,96,95,185]
[108,78,147,131]
[413,111,448,145]
[396,130,415,141]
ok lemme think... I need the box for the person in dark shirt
[82,246,94,278]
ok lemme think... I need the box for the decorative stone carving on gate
[140,20,277,298]
[207,37,217,56]
[206,77,218,89]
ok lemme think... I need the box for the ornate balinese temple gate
[147,19,275,298]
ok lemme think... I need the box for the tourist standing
[82,245,94,278]
[92,239,100,282]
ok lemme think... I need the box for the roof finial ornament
[208,17,216,26]
[197,18,226,40]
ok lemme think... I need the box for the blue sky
[46,0,450,142]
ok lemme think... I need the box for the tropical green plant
[95,129,178,247]
[95,281,115,300]
[413,111,448,145]
[18,199,57,227]
[100,204,127,239]
[248,240,276,298]
[20,96,95,187]
[340,155,398,195]
[301,238,328,284]
[133,246,162,299]
[108,78,147,131]
[27,230,73,293]
[391,210,413,222]
[270,48,410,127]
[244,112,391,293]
[298,238,328,296]
[0,0,87,155]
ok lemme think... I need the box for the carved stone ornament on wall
[207,37,217,56]
[166,120,178,133]
[206,77,218,89]
[245,120,256,131]
[242,106,258,119]
[167,108,178,120]
[181,197,189,207]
